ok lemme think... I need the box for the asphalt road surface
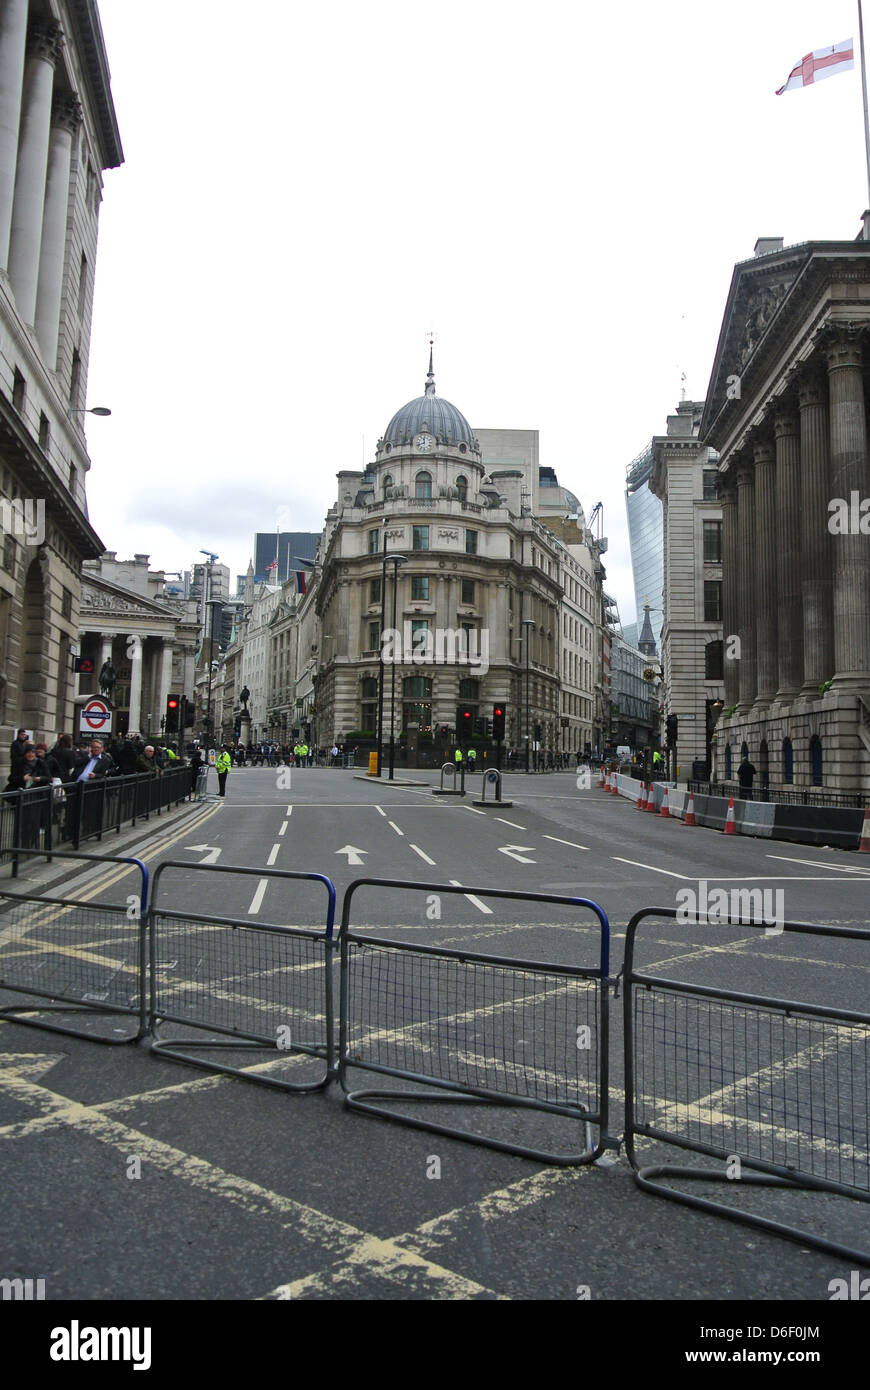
[0,765,867,1310]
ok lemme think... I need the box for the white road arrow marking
[497,844,537,865]
[186,844,222,865]
[335,845,368,866]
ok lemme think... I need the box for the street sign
[79,698,111,735]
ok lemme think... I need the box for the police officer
[467,746,477,773]
[216,746,231,797]
[454,745,463,768]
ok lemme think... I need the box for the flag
[776,39,854,93]
[294,570,307,596]
[265,559,278,574]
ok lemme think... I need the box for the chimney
[754,237,784,257]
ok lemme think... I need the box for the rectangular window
[465,529,478,555]
[39,411,49,452]
[2,535,15,575]
[61,586,73,620]
[77,250,88,319]
[705,640,724,680]
[368,621,380,650]
[410,619,429,656]
[69,461,78,496]
[412,525,429,551]
[702,468,719,501]
[368,529,380,554]
[12,368,25,412]
[411,575,429,600]
[69,348,81,410]
[704,580,722,622]
[370,578,381,603]
[461,579,474,605]
[703,520,722,564]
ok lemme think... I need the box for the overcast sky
[86,0,867,623]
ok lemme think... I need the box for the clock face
[415,433,434,453]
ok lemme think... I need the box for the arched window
[725,742,732,779]
[759,739,769,789]
[415,471,432,499]
[456,475,468,502]
[782,738,794,784]
[809,734,822,785]
[741,741,749,762]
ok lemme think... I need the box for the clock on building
[414,433,434,453]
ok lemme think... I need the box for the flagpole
[859,0,870,220]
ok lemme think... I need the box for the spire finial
[425,330,436,397]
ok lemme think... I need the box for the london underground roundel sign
[79,698,112,734]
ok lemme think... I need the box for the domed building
[310,350,569,765]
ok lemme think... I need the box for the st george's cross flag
[776,39,854,93]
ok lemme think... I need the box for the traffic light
[439,724,449,739]
[165,694,180,733]
[484,717,493,738]
[184,697,194,727]
[534,721,542,742]
[492,704,506,740]
[456,704,474,736]
[666,714,678,745]
[474,716,485,737]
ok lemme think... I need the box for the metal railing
[0,765,195,872]
[689,780,868,809]
[623,907,870,1265]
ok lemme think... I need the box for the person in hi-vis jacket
[216,747,231,797]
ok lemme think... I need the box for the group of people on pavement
[226,741,349,768]
[5,728,189,792]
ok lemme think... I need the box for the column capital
[825,328,863,373]
[27,19,64,66]
[754,437,777,465]
[51,94,81,134]
[797,367,827,410]
[735,460,755,487]
[773,405,799,440]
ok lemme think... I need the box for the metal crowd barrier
[0,849,149,1043]
[148,862,337,1092]
[339,878,613,1164]
[622,907,870,1265]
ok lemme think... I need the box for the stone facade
[701,235,870,793]
[0,0,121,745]
[650,400,725,775]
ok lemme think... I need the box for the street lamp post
[521,617,536,775]
[386,554,407,781]
[375,524,389,778]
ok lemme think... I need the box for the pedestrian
[48,733,76,781]
[737,755,756,800]
[9,726,29,773]
[216,746,231,797]
[72,739,116,781]
[136,745,160,776]
[331,743,339,766]
[454,745,463,768]
[189,745,203,794]
[467,746,477,773]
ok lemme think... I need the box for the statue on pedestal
[98,661,116,700]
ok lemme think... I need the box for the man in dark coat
[737,756,757,800]
[72,740,116,781]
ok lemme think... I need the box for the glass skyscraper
[624,443,664,654]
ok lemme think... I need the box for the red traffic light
[494,707,503,717]
[167,698,179,710]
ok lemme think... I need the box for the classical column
[0,0,29,271]
[720,482,739,709]
[7,20,63,325]
[34,95,79,367]
[127,634,143,734]
[100,635,113,668]
[798,370,834,692]
[735,461,756,710]
[773,405,803,699]
[752,439,777,706]
[157,639,174,726]
[826,333,870,683]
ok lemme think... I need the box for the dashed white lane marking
[543,835,589,851]
[409,844,436,865]
[278,821,289,836]
[286,805,293,815]
[612,857,688,879]
[267,844,281,866]
[248,879,269,914]
[495,817,524,829]
[375,805,386,817]
[388,821,404,836]
[465,807,486,815]
[448,880,493,915]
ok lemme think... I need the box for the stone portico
[702,236,870,793]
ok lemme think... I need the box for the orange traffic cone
[646,779,658,811]
[611,771,619,795]
[598,767,605,788]
[683,790,696,827]
[637,781,647,811]
[659,784,671,818]
[859,805,870,852]
[724,795,737,835]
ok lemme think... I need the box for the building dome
[382,348,475,450]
